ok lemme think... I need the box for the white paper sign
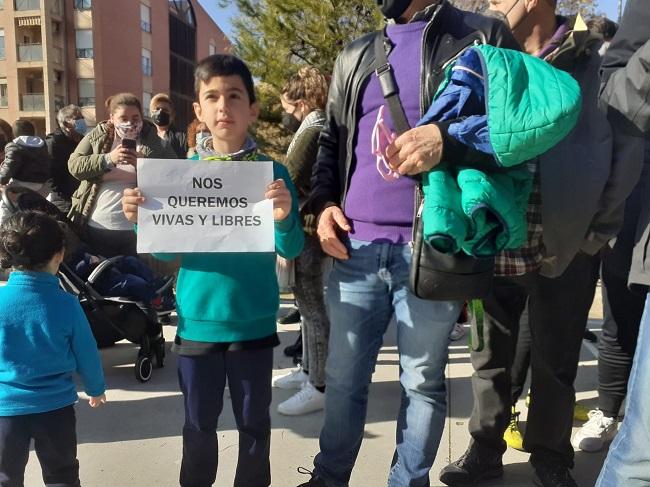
[136,159,275,253]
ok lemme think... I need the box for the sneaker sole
[439,466,503,486]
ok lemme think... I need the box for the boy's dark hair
[13,119,36,137]
[0,211,65,270]
[194,54,256,104]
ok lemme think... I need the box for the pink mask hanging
[371,105,399,182]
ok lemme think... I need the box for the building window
[74,0,91,10]
[78,78,95,107]
[0,79,7,107]
[142,48,152,76]
[209,43,217,55]
[143,91,152,117]
[0,30,4,60]
[75,30,93,58]
[141,4,151,32]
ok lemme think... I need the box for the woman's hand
[109,146,137,166]
[89,394,106,408]
[122,187,145,223]
[265,179,292,222]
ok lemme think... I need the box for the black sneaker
[439,444,503,485]
[296,467,328,486]
[533,463,577,487]
[284,333,303,357]
[279,307,302,325]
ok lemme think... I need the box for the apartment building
[0,0,230,136]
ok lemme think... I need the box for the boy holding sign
[122,55,304,487]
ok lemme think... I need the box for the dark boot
[439,443,503,486]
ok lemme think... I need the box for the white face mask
[115,121,143,140]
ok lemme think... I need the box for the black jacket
[162,125,188,159]
[46,128,81,202]
[307,1,518,217]
[0,137,50,185]
[599,0,650,286]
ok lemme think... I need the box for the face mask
[152,109,171,127]
[73,118,88,136]
[282,112,302,133]
[115,121,143,140]
[486,0,525,31]
[196,131,211,147]
[376,0,412,19]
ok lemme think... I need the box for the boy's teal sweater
[153,156,304,343]
[0,272,105,416]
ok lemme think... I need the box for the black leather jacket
[308,1,519,216]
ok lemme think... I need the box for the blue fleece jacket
[0,271,105,416]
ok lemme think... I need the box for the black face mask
[282,112,302,133]
[152,109,171,127]
[377,0,411,19]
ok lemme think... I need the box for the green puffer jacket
[67,120,177,231]
[421,44,581,257]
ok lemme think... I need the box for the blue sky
[197,0,628,43]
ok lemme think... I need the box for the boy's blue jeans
[596,293,650,487]
[177,348,273,487]
[313,239,460,487]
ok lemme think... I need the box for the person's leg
[598,266,645,418]
[294,235,330,389]
[0,415,31,487]
[177,353,227,487]
[509,301,531,407]
[468,277,528,450]
[525,252,600,469]
[387,243,460,487]
[226,348,273,487]
[596,293,650,487]
[31,406,80,487]
[313,240,394,487]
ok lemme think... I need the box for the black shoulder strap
[374,30,411,135]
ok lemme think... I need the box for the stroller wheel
[154,343,165,369]
[135,355,153,382]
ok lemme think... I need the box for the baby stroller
[1,185,173,382]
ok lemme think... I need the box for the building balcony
[14,0,40,12]
[76,48,93,59]
[17,44,43,62]
[20,93,45,111]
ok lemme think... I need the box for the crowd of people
[0,0,649,486]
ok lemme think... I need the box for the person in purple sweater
[297,1,518,486]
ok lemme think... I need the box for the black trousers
[468,252,600,468]
[177,348,273,487]
[85,226,137,258]
[0,405,80,487]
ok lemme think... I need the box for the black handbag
[374,30,494,301]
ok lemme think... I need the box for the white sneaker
[277,382,325,416]
[449,322,467,341]
[571,409,618,452]
[272,366,309,390]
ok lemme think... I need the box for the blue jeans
[596,293,650,487]
[313,240,459,487]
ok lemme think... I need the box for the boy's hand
[89,394,106,408]
[122,187,145,223]
[265,179,292,222]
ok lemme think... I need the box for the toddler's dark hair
[194,54,256,104]
[0,211,65,270]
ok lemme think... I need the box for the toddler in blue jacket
[0,211,106,486]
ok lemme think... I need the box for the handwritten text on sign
[136,159,274,253]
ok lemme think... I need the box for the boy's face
[193,75,259,148]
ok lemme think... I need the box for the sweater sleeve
[284,126,321,195]
[70,299,106,397]
[273,162,304,260]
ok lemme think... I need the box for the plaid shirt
[494,162,545,276]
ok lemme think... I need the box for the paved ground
[22,290,609,487]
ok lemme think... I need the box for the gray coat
[538,22,637,278]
